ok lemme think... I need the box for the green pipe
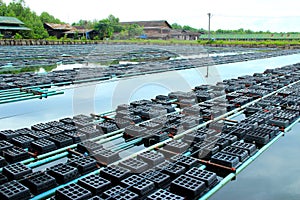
[22,144,77,165]
[0,88,20,93]
[0,95,40,104]
[111,138,143,152]
[0,91,26,97]
[73,76,109,84]
[0,93,34,101]
[27,152,69,168]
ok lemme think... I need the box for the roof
[121,20,172,29]
[170,29,200,36]
[0,16,25,25]
[0,26,31,31]
[64,29,94,34]
[44,23,73,30]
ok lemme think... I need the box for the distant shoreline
[0,39,299,49]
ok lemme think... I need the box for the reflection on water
[0,53,299,199]
[0,53,299,130]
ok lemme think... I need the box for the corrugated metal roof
[121,20,173,29]
[44,23,73,30]
[0,26,31,31]
[0,16,25,25]
[64,29,94,34]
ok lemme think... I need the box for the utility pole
[208,13,211,40]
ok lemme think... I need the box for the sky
[3,0,300,32]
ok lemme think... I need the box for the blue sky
[3,0,300,32]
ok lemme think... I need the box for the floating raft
[0,63,299,199]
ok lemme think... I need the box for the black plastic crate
[140,121,161,130]
[30,139,57,154]
[0,140,14,156]
[59,124,77,132]
[231,141,257,156]
[185,167,218,188]
[155,161,186,179]
[11,135,35,149]
[244,131,270,145]
[28,131,50,140]
[74,119,93,128]
[92,148,120,165]
[0,156,7,168]
[170,174,206,198]
[96,122,118,134]
[100,165,131,185]
[124,125,147,137]
[221,146,249,162]
[44,127,65,136]
[183,130,207,143]
[55,183,92,200]
[137,151,165,167]
[78,174,111,195]
[0,130,19,141]
[73,114,93,122]
[0,173,8,184]
[220,133,238,145]
[77,141,103,154]
[45,121,65,128]
[14,128,33,136]
[119,158,149,173]
[79,126,102,139]
[216,137,230,150]
[69,157,97,174]
[0,180,31,200]
[115,118,131,129]
[2,163,32,180]
[140,169,171,188]
[164,140,189,154]
[31,123,51,131]
[211,152,239,168]
[121,174,155,195]
[47,163,78,184]
[88,196,104,200]
[102,185,139,200]
[59,117,75,125]
[146,189,184,200]
[3,147,30,163]
[193,141,219,159]
[22,172,57,194]
[64,131,87,143]
[169,154,199,170]
[49,134,73,148]
[143,131,169,147]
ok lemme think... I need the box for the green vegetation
[0,0,299,43]
[0,64,57,74]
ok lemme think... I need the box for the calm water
[0,53,299,199]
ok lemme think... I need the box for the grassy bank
[1,38,300,48]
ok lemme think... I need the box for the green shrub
[14,33,23,39]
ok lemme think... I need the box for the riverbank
[1,39,300,49]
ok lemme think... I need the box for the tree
[94,14,123,40]
[171,23,182,30]
[40,12,62,24]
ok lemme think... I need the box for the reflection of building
[120,20,200,40]
[0,16,30,38]
[44,23,96,39]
